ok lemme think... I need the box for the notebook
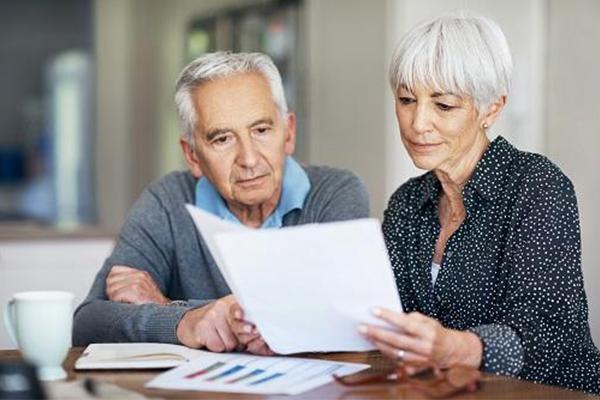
[75,343,209,370]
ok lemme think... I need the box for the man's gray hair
[389,12,512,112]
[174,51,288,145]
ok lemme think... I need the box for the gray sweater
[73,166,369,345]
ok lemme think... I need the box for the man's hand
[229,304,275,356]
[177,295,240,352]
[105,265,170,305]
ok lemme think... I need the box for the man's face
[183,72,296,209]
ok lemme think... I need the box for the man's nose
[236,137,260,168]
[411,104,433,134]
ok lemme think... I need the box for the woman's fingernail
[244,325,252,333]
[234,310,242,319]
[372,307,382,316]
[357,324,368,334]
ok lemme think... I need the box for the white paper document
[186,205,403,354]
[75,343,208,370]
[146,352,369,395]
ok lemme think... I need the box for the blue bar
[206,365,245,381]
[249,372,284,386]
[226,368,265,384]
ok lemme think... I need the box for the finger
[107,281,144,299]
[361,324,430,356]
[238,333,260,347]
[406,311,434,324]
[259,342,275,356]
[230,304,244,321]
[108,287,139,304]
[246,340,261,354]
[230,319,255,336]
[110,282,158,303]
[247,339,275,356]
[107,267,143,281]
[106,272,132,287]
[106,280,133,299]
[108,267,153,282]
[204,327,226,352]
[231,322,260,345]
[106,271,146,288]
[404,365,429,376]
[371,339,428,366]
[109,272,159,293]
[372,308,428,336]
[110,265,137,273]
[214,316,239,352]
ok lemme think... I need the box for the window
[185,0,307,162]
[0,0,95,229]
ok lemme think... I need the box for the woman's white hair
[389,12,512,112]
[175,51,288,145]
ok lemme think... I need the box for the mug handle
[3,298,19,346]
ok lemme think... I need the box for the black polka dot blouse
[382,136,600,394]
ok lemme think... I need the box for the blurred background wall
[0,0,599,348]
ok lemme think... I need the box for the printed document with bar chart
[146,351,369,395]
[185,205,403,354]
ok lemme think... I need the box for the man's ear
[284,112,297,155]
[180,137,203,178]
[481,95,507,128]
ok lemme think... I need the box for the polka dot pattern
[382,136,600,394]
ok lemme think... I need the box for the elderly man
[72,52,369,354]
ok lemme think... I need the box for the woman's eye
[436,102,455,111]
[398,97,415,105]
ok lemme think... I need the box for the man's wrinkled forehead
[192,74,281,135]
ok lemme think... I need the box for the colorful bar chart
[146,352,370,395]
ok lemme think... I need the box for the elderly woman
[359,13,600,394]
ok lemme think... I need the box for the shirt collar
[194,156,311,228]
[417,172,441,209]
[417,136,517,208]
[466,136,517,202]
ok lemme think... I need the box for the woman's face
[395,85,485,171]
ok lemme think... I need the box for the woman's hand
[359,308,483,370]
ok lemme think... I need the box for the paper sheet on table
[146,351,370,395]
[186,205,402,354]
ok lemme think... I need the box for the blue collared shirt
[194,156,311,228]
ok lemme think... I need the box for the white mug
[3,291,74,381]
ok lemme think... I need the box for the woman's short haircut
[389,12,512,112]
[175,51,288,145]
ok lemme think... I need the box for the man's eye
[436,102,455,111]
[254,126,271,135]
[398,97,415,105]
[213,135,233,146]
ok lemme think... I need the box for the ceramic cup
[3,291,74,381]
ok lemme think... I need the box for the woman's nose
[411,104,433,134]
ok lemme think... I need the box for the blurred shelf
[0,221,116,241]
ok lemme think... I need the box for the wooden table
[1,348,597,399]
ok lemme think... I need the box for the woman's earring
[482,122,489,129]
